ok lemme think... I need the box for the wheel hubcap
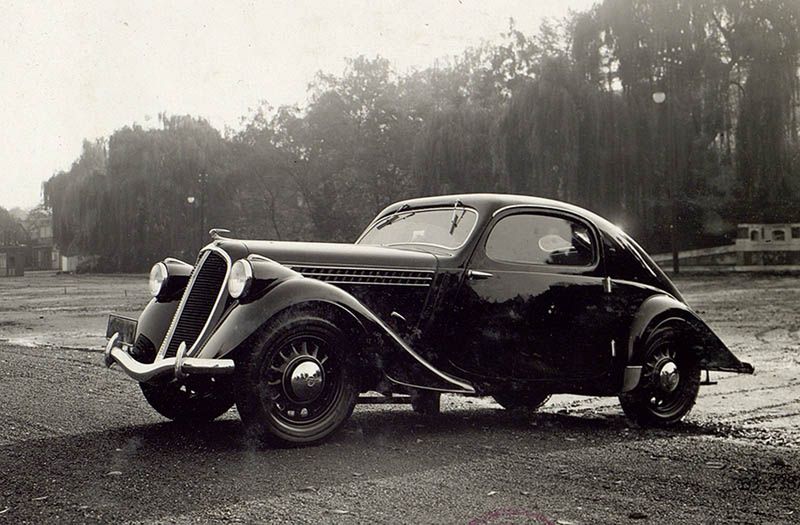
[641,342,691,417]
[287,359,325,402]
[263,336,341,426]
[657,361,680,393]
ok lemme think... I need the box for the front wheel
[234,315,357,447]
[619,326,701,427]
[140,377,234,422]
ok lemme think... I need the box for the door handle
[467,270,494,280]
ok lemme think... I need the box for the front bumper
[104,332,235,383]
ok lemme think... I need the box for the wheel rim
[262,335,343,428]
[642,343,689,418]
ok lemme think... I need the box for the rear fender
[197,259,475,393]
[628,295,754,374]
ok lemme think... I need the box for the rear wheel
[140,378,234,422]
[234,315,357,447]
[619,326,701,427]
[493,389,550,413]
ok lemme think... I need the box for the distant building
[0,245,25,277]
[653,223,800,271]
[22,206,59,270]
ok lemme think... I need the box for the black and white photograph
[1,1,798,523]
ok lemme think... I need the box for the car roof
[379,193,623,237]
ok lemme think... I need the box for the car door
[452,208,615,382]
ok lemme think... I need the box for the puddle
[2,336,41,348]
[0,334,105,352]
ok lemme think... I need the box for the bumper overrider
[104,332,235,383]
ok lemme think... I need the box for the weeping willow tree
[45,117,233,270]
[728,0,800,221]
[44,138,108,257]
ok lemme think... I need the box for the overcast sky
[1,0,595,210]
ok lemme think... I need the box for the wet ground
[0,271,798,523]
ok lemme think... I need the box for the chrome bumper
[104,332,235,383]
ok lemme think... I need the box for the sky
[0,0,596,210]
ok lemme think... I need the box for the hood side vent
[291,266,433,287]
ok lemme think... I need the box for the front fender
[197,260,475,393]
[627,294,754,374]
[197,275,368,360]
[134,298,180,360]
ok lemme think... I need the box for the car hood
[240,240,439,271]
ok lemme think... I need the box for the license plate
[107,314,138,345]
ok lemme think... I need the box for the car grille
[290,266,433,287]
[161,250,229,358]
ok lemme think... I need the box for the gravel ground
[0,272,798,524]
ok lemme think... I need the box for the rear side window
[486,214,594,266]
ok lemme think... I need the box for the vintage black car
[105,194,753,446]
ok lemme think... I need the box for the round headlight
[149,262,168,297]
[228,259,253,299]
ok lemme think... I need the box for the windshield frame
[356,205,480,251]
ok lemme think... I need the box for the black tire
[619,325,701,427]
[492,389,551,412]
[140,377,235,422]
[234,314,357,447]
[410,390,441,415]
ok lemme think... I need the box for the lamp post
[198,172,208,248]
[652,89,680,274]
[185,173,209,252]
[186,196,197,252]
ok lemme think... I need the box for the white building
[653,223,800,271]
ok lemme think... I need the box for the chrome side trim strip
[289,264,434,274]
[289,265,434,287]
[304,280,431,287]
[609,278,679,301]
[385,374,475,394]
[297,271,432,280]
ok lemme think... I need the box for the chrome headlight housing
[148,262,168,297]
[228,259,254,299]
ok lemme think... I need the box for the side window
[486,214,595,266]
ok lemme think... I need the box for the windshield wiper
[449,200,466,234]
[376,204,414,230]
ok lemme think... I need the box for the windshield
[358,208,478,250]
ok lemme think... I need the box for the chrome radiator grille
[161,250,229,358]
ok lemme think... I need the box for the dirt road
[0,272,798,523]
